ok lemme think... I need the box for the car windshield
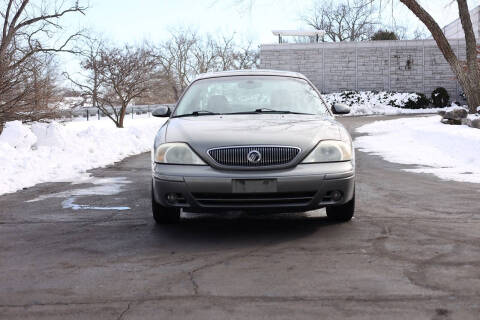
[173,75,331,117]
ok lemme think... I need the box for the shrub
[431,87,450,108]
[402,93,431,109]
[371,30,399,41]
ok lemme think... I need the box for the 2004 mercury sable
[151,70,355,224]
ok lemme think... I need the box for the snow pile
[466,113,480,129]
[0,117,167,195]
[355,116,480,183]
[0,121,37,150]
[323,91,444,116]
[468,114,480,121]
[442,103,468,112]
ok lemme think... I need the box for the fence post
[86,109,89,121]
[132,107,134,119]
[97,109,100,120]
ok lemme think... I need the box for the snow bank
[355,116,480,183]
[0,121,37,150]
[0,117,166,195]
[323,91,446,116]
[467,113,480,121]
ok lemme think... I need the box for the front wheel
[151,186,180,224]
[326,194,355,222]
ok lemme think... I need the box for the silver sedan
[151,70,355,224]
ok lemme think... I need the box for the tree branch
[399,0,461,74]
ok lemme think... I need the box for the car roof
[194,69,308,81]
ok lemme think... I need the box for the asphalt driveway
[1,116,479,319]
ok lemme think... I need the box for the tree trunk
[461,73,480,113]
[457,0,480,113]
[172,85,179,101]
[400,0,480,114]
[118,103,127,128]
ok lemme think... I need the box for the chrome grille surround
[207,145,301,167]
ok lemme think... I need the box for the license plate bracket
[232,179,278,193]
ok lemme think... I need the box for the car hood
[164,114,344,156]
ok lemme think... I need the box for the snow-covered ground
[355,116,480,183]
[0,117,167,195]
[323,91,448,116]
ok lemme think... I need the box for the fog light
[331,190,343,201]
[166,193,177,204]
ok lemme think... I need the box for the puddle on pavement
[27,177,131,211]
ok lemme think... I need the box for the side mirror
[152,106,171,117]
[332,103,351,115]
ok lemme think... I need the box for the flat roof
[272,30,326,37]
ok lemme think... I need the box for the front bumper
[152,162,355,213]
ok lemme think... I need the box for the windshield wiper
[227,108,313,115]
[173,110,221,118]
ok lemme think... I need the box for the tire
[151,184,180,224]
[326,194,355,222]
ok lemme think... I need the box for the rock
[440,108,468,125]
[441,118,462,125]
[469,118,480,129]
[443,108,468,121]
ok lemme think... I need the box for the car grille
[207,146,300,167]
[192,192,316,207]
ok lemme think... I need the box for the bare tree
[399,0,480,114]
[231,41,259,69]
[0,0,86,132]
[152,29,259,101]
[27,54,61,115]
[96,46,156,128]
[212,36,258,70]
[64,36,105,110]
[302,0,378,42]
[411,26,429,40]
[193,34,219,74]
[154,29,198,101]
[67,38,157,127]
[213,35,237,71]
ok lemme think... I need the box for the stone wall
[259,40,467,99]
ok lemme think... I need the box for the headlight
[302,140,352,163]
[154,143,206,165]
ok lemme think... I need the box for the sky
[67,0,478,45]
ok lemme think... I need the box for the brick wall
[260,40,467,99]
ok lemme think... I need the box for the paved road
[1,116,480,319]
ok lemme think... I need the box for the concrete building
[442,5,480,39]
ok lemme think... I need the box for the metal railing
[64,104,175,121]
